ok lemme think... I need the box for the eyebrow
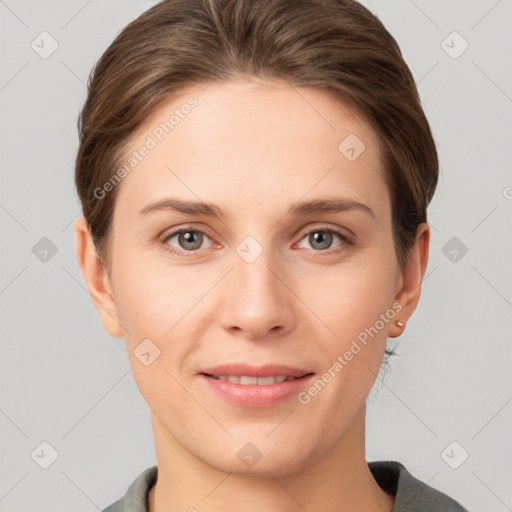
[138,198,375,220]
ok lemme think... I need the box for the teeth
[239,376,258,385]
[211,375,295,385]
[258,376,278,385]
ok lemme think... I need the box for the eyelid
[292,224,355,255]
[160,224,217,251]
[293,222,354,243]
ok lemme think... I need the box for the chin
[196,432,317,477]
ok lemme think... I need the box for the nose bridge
[220,236,295,338]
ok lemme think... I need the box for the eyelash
[160,224,355,257]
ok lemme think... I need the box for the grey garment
[102,461,469,512]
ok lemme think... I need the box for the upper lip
[199,364,313,378]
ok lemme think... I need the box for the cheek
[112,260,204,409]
[302,257,397,341]
[297,267,396,407]
[113,255,200,334]
[111,254,217,377]
[296,249,398,398]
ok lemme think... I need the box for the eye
[163,228,214,254]
[296,226,353,253]
[160,225,354,257]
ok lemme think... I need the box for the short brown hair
[75,0,438,268]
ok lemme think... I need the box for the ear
[388,222,430,338]
[74,216,124,338]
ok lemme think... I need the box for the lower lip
[199,374,314,408]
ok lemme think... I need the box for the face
[78,79,424,477]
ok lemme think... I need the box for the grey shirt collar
[102,461,468,512]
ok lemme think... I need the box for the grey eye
[166,230,206,251]
[305,231,336,250]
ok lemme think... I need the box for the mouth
[198,364,315,407]
[201,373,310,385]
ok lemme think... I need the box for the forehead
[114,78,388,219]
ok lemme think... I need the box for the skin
[76,78,429,512]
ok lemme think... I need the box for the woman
[74,0,469,510]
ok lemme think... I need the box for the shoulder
[368,460,469,512]
[101,466,158,512]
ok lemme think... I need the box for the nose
[218,246,297,341]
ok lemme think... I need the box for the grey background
[0,1,511,510]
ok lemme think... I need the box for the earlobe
[389,223,430,338]
[74,216,124,338]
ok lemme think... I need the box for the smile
[203,374,300,385]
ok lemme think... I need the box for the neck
[148,406,394,512]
